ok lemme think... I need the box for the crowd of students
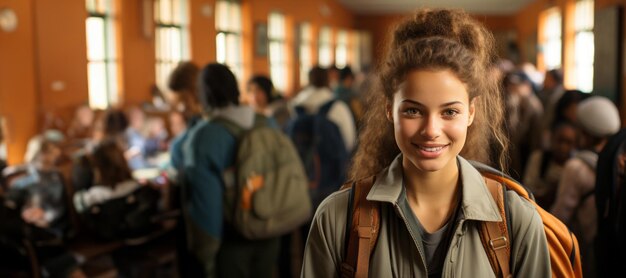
[1,7,625,278]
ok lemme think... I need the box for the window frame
[86,0,118,109]
[154,0,189,91]
[215,0,243,81]
[268,11,287,92]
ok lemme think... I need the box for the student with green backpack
[302,9,558,277]
[183,63,310,278]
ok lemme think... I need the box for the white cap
[576,96,621,138]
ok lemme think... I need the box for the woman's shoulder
[504,189,544,235]
[314,187,351,219]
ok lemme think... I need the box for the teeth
[419,146,444,152]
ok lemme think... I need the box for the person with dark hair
[327,65,341,90]
[291,66,356,153]
[334,66,355,102]
[334,65,365,127]
[246,75,290,129]
[302,9,549,277]
[167,61,202,123]
[539,69,564,109]
[73,139,140,213]
[247,75,275,112]
[540,89,589,150]
[182,63,280,277]
[524,122,577,210]
[551,97,621,278]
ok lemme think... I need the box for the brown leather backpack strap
[480,178,512,278]
[340,176,379,278]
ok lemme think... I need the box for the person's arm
[507,193,551,276]
[550,159,588,224]
[182,122,235,237]
[301,191,348,278]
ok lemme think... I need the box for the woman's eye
[443,109,459,117]
[404,108,420,116]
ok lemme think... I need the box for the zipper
[443,218,466,277]
[393,203,429,275]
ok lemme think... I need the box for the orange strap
[341,176,379,278]
[481,178,512,278]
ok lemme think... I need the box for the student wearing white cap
[551,96,621,278]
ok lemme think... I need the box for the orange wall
[34,0,89,123]
[189,0,217,66]
[118,0,157,106]
[356,13,518,67]
[0,0,39,164]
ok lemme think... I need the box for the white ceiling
[338,0,536,15]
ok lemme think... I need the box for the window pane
[172,0,181,24]
[170,27,182,61]
[336,30,348,68]
[216,1,229,31]
[160,0,172,23]
[88,62,108,109]
[86,17,105,61]
[576,65,594,93]
[543,9,562,69]
[319,27,333,67]
[300,23,311,42]
[106,60,118,104]
[86,0,96,13]
[216,32,226,63]
[232,4,241,32]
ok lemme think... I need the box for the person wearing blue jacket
[182,63,280,278]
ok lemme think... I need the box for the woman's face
[389,69,475,174]
[247,82,268,110]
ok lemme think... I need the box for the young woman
[301,9,550,277]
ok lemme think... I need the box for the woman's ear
[468,97,477,126]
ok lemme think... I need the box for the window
[350,31,361,72]
[216,0,243,81]
[298,23,313,86]
[155,0,189,90]
[574,0,594,93]
[318,26,333,68]
[268,12,287,92]
[542,8,562,70]
[335,30,348,68]
[86,0,118,109]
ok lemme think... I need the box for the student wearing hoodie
[182,63,280,278]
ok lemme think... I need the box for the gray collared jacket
[301,155,551,277]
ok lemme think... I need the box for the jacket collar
[366,154,502,222]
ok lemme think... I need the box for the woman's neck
[403,159,461,232]
[403,159,460,208]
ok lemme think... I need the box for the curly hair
[349,9,509,180]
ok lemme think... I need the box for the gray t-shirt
[401,187,461,278]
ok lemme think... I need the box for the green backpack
[214,114,312,240]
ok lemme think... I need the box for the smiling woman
[301,8,551,278]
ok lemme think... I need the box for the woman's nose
[420,115,441,139]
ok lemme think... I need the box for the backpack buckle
[490,236,508,251]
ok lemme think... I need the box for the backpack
[80,186,160,240]
[214,114,312,240]
[595,128,626,276]
[341,161,582,278]
[286,100,349,208]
